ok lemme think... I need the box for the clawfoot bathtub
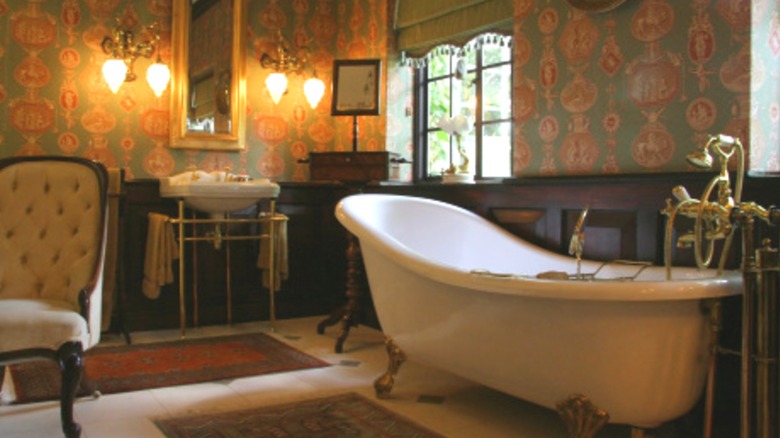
[335,194,742,436]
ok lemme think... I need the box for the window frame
[413,42,513,182]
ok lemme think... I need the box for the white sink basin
[159,170,280,215]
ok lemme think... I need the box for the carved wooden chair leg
[58,342,84,438]
[556,394,610,438]
[373,337,406,399]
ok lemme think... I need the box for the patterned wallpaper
[750,0,780,174]
[0,0,773,180]
[0,0,409,181]
[512,0,777,176]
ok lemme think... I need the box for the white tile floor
[0,316,658,437]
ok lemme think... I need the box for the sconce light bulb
[266,72,288,104]
[102,59,128,94]
[146,61,171,97]
[304,77,325,109]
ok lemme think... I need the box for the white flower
[437,114,472,136]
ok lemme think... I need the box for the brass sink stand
[169,199,287,339]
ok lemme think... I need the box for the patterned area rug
[8,333,329,404]
[155,392,444,438]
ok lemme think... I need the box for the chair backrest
[0,157,108,313]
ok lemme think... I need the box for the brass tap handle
[672,185,692,202]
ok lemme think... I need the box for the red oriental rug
[8,333,329,404]
[155,392,445,438]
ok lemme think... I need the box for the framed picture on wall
[331,59,381,116]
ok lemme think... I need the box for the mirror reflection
[170,0,246,150]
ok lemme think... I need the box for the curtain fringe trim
[400,33,513,68]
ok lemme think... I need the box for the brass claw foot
[556,394,610,438]
[373,337,406,399]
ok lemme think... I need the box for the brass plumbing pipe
[664,133,780,438]
[662,134,740,437]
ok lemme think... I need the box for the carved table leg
[556,394,610,438]
[374,337,406,399]
[317,231,366,353]
[316,306,343,334]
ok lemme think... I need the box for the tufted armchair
[0,156,108,438]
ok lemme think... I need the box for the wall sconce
[259,30,325,108]
[101,20,170,97]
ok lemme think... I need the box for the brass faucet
[187,164,200,181]
[662,134,746,277]
[569,206,589,278]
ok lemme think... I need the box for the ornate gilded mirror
[170,0,246,150]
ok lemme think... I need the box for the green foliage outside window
[420,35,513,179]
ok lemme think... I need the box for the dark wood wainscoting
[114,171,775,437]
[117,173,778,333]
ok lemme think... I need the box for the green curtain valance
[395,0,514,59]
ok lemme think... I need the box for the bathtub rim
[335,193,743,302]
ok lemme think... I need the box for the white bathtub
[335,194,742,430]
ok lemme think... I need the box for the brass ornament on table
[437,115,474,183]
[556,394,610,438]
[454,134,470,174]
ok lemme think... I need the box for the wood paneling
[113,172,777,438]
[116,173,777,333]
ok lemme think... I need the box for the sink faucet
[569,206,589,278]
[186,165,201,181]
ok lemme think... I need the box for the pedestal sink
[157,170,285,339]
[159,170,280,216]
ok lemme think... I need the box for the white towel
[142,213,179,299]
[257,213,288,292]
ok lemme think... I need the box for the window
[417,36,513,180]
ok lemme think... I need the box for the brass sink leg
[556,394,610,438]
[374,337,406,399]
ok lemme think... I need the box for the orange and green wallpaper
[514,0,779,176]
[0,0,777,180]
[0,0,411,180]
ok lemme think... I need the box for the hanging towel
[257,213,289,292]
[142,213,179,299]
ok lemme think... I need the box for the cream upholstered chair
[0,156,108,438]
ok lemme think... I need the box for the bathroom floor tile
[0,315,672,438]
